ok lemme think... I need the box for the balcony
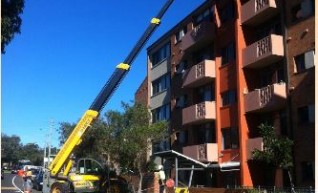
[241,0,279,26]
[243,34,284,68]
[244,83,287,113]
[246,137,264,160]
[181,21,215,51]
[182,101,216,125]
[183,143,218,162]
[182,60,215,88]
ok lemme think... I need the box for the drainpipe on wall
[278,0,297,186]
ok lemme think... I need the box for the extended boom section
[49,110,99,176]
[90,0,174,112]
[47,0,174,181]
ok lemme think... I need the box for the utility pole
[43,143,47,167]
[47,119,54,167]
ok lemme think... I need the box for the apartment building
[135,0,315,188]
[284,0,315,187]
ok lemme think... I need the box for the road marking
[2,187,18,190]
[12,175,24,193]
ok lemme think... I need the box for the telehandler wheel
[50,183,65,193]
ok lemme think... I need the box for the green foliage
[1,133,22,164]
[107,102,167,173]
[57,120,108,160]
[252,123,293,169]
[146,160,158,172]
[1,0,25,53]
[56,101,168,172]
[1,133,44,166]
[21,143,43,165]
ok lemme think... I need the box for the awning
[152,150,240,171]
[152,150,241,187]
[152,150,219,169]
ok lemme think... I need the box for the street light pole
[47,119,54,167]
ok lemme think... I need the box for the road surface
[1,172,41,193]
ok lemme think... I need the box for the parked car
[11,166,19,174]
[32,169,43,191]
[29,168,40,181]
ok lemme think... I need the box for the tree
[1,0,25,53]
[106,102,167,192]
[1,133,44,166]
[1,133,23,165]
[21,143,43,165]
[58,118,113,161]
[252,123,295,191]
[57,102,168,192]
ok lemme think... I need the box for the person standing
[23,167,33,193]
[158,165,166,193]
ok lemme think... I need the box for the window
[219,1,235,24]
[152,43,171,66]
[196,84,214,103]
[77,159,102,174]
[153,138,170,153]
[221,42,235,65]
[221,89,237,106]
[197,123,215,144]
[175,60,188,74]
[292,0,315,22]
[193,46,214,64]
[294,50,315,73]
[301,161,314,181]
[279,110,288,135]
[152,73,170,96]
[298,105,315,124]
[259,64,285,87]
[256,18,282,40]
[176,95,188,108]
[178,130,188,145]
[152,103,171,123]
[277,66,285,83]
[194,7,214,26]
[175,27,187,43]
[222,127,239,150]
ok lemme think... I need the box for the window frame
[151,103,171,123]
[221,42,236,66]
[222,127,239,150]
[291,0,315,23]
[175,26,187,44]
[297,104,315,124]
[294,50,315,73]
[151,42,171,67]
[221,89,237,107]
[151,73,171,96]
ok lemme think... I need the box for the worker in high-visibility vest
[17,169,24,177]
[22,167,33,193]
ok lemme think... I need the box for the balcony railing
[246,137,264,160]
[183,143,218,162]
[182,101,216,125]
[182,60,215,88]
[241,0,279,26]
[181,21,215,51]
[243,34,284,68]
[244,83,287,113]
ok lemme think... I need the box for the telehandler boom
[42,1,174,193]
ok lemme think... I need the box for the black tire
[36,183,40,191]
[50,183,65,193]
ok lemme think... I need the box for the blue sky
[2,0,206,147]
